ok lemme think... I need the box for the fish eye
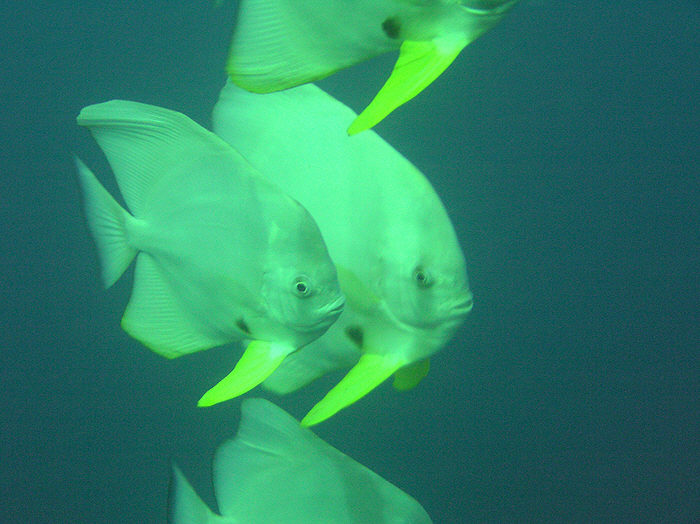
[293,276,312,298]
[413,266,433,288]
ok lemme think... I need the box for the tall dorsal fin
[77,100,232,216]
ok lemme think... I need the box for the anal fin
[121,254,225,358]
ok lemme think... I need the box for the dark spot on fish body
[382,17,401,40]
[345,325,364,348]
[236,317,251,335]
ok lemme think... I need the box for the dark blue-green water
[2,2,698,522]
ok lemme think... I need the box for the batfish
[169,398,433,523]
[75,100,344,406]
[212,81,472,425]
[227,0,519,133]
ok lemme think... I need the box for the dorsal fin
[77,100,232,216]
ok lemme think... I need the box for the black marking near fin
[344,325,364,348]
[382,17,401,40]
[236,318,251,336]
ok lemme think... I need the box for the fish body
[212,82,472,425]
[76,100,343,405]
[169,398,433,524]
[227,0,519,132]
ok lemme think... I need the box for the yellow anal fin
[347,38,466,135]
[301,353,404,427]
[198,341,291,407]
[392,358,430,392]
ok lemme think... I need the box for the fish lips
[382,289,473,336]
[291,294,346,334]
[448,291,474,318]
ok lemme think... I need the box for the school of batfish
[75,1,518,522]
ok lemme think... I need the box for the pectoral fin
[198,341,292,407]
[392,358,430,391]
[301,353,404,427]
[348,38,466,134]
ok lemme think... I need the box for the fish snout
[326,294,346,316]
[445,290,474,320]
[292,293,345,335]
[317,294,346,328]
[456,290,474,312]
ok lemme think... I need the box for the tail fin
[168,464,231,524]
[75,157,136,288]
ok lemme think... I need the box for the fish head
[260,200,345,348]
[371,230,473,361]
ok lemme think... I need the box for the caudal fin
[75,157,136,288]
[168,464,231,524]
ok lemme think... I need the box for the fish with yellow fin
[75,100,344,406]
[227,0,519,133]
[212,81,472,426]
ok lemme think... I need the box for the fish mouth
[450,291,474,318]
[290,295,345,333]
[380,290,473,333]
[325,294,346,315]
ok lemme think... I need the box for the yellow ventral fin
[301,353,404,427]
[347,38,466,135]
[198,341,290,407]
[392,358,430,391]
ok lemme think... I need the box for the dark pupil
[296,282,307,293]
[416,272,425,282]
